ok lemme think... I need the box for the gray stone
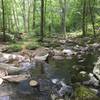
[93,57,100,80]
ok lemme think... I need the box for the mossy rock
[74,85,99,100]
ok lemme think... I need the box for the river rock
[52,56,65,60]
[34,54,49,61]
[83,73,99,87]
[0,78,3,85]
[0,63,22,74]
[93,57,100,80]
[0,69,8,78]
[2,74,30,83]
[62,49,74,56]
[52,49,63,56]
[0,53,25,63]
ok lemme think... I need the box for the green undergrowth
[5,44,22,53]
[74,85,99,100]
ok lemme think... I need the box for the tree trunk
[12,7,19,32]
[32,0,36,30]
[59,0,66,35]
[40,0,45,42]
[82,0,86,36]
[1,0,6,41]
[28,0,31,32]
[22,0,27,33]
[89,0,96,37]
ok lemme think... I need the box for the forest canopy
[0,0,100,42]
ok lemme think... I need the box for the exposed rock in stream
[93,56,100,80]
[0,78,3,85]
[2,74,31,83]
[0,63,22,74]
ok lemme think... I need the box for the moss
[74,85,99,100]
[5,44,22,53]
[26,43,40,50]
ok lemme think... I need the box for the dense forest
[0,0,100,100]
[0,0,100,41]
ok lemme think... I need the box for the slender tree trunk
[82,0,86,36]
[48,0,52,33]
[44,0,47,34]
[28,0,31,32]
[22,0,27,33]
[13,0,20,30]
[59,0,66,35]
[12,7,19,32]
[33,0,36,30]
[1,0,6,41]
[89,0,96,37]
[7,16,11,32]
[40,0,45,42]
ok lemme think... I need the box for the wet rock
[29,80,38,87]
[0,63,22,74]
[0,78,3,85]
[51,79,73,97]
[52,49,63,56]
[52,56,65,60]
[92,43,100,48]
[0,56,7,63]
[93,57,100,80]
[83,73,99,87]
[62,49,74,56]
[0,69,8,78]
[89,88,99,95]
[2,74,30,83]
[34,54,49,61]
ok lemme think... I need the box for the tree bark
[82,0,86,36]
[40,0,45,42]
[89,0,96,37]
[22,0,27,33]
[28,0,31,32]
[1,0,6,41]
[59,0,66,35]
[32,0,36,30]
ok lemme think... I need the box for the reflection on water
[0,53,98,100]
[0,96,9,100]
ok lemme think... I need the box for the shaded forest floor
[1,33,100,53]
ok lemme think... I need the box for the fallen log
[0,63,22,74]
[2,74,30,83]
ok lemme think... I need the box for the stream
[0,51,99,100]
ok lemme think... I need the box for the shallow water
[0,52,98,100]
